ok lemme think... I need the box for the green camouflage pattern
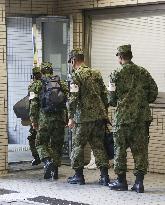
[71,121,109,169]
[29,80,42,124]
[113,123,149,175]
[27,125,38,158]
[41,62,52,69]
[69,63,109,170]
[28,80,42,158]
[32,66,41,74]
[41,62,53,74]
[68,64,109,123]
[116,44,131,55]
[29,77,68,124]
[68,48,84,63]
[109,61,158,176]
[109,61,158,125]
[29,73,69,165]
[70,48,84,57]
[36,112,65,165]
[28,80,42,94]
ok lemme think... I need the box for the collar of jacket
[122,61,134,67]
[43,73,53,78]
[78,63,88,69]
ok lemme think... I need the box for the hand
[68,118,75,129]
[32,122,38,130]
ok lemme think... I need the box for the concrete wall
[0,0,164,174]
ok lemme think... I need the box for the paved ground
[0,163,165,205]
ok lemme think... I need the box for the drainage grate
[27,196,90,205]
[0,188,18,195]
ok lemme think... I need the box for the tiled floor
[0,164,165,205]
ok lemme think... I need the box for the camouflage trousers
[71,120,109,170]
[113,122,149,176]
[36,115,65,166]
[27,125,39,158]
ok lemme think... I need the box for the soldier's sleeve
[68,72,81,119]
[98,72,109,110]
[142,69,158,103]
[29,80,42,124]
[108,70,118,107]
[60,80,69,122]
[61,80,69,98]
[28,83,32,93]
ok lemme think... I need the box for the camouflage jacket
[109,61,158,125]
[68,64,108,123]
[28,80,42,124]
[29,75,69,124]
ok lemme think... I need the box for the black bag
[13,95,30,120]
[104,121,114,160]
[40,75,65,113]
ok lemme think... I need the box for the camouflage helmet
[68,48,84,63]
[32,66,41,74]
[116,44,132,56]
[41,62,53,74]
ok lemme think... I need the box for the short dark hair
[119,51,133,60]
[33,72,42,80]
[74,54,84,62]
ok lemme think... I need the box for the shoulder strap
[106,119,112,127]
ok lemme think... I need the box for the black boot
[99,167,110,186]
[42,158,55,179]
[131,174,144,193]
[67,168,85,185]
[31,155,41,166]
[109,173,128,191]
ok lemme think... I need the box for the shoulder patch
[29,92,36,100]
[70,83,79,93]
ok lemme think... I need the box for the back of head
[41,62,53,75]
[32,66,41,80]
[116,44,133,60]
[68,48,84,63]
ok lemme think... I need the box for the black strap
[106,119,112,127]
[104,119,113,134]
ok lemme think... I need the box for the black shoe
[43,159,55,179]
[131,182,144,193]
[67,168,85,185]
[67,174,85,185]
[31,157,41,166]
[99,167,110,186]
[99,176,110,186]
[109,173,128,191]
[109,179,128,191]
[131,174,144,193]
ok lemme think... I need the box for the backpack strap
[106,119,112,127]
[104,119,113,134]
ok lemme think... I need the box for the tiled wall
[0,0,7,175]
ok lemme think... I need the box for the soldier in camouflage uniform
[67,49,110,186]
[28,66,42,166]
[29,62,68,179]
[108,45,158,192]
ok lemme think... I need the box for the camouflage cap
[32,66,41,74]
[41,62,53,74]
[116,44,132,56]
[68,48,84,63]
